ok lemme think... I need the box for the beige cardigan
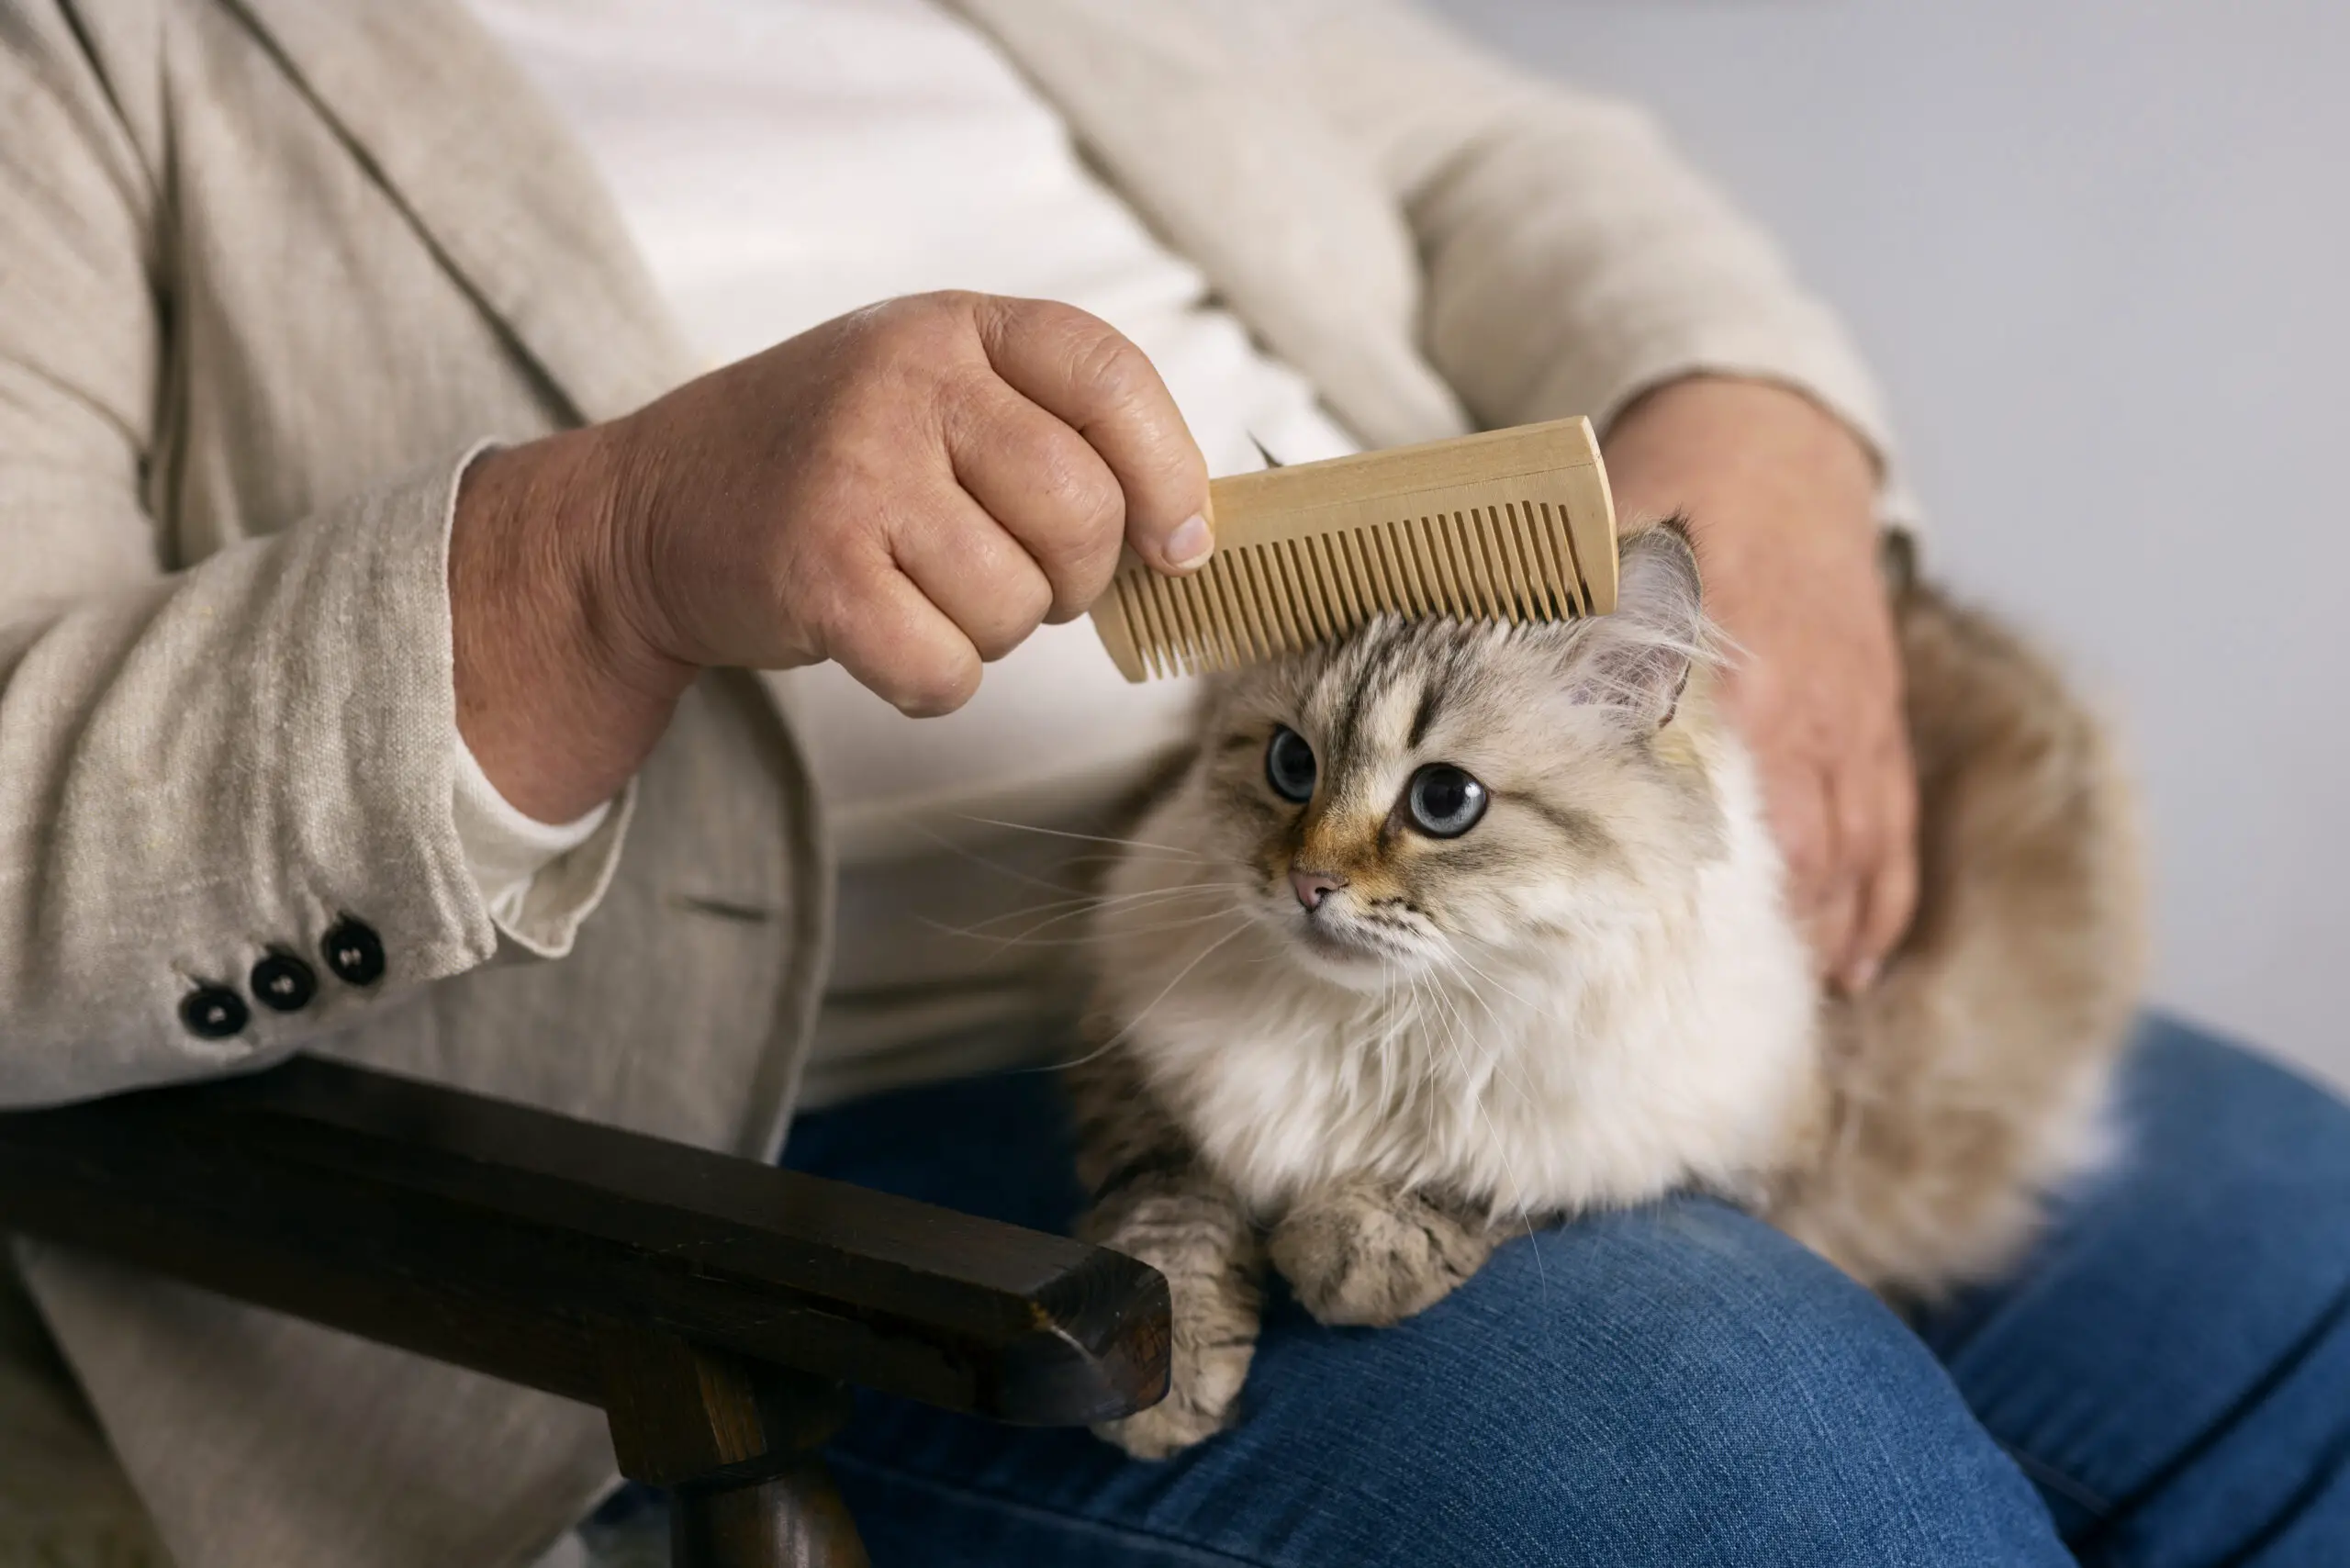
[0,1,1895,1562]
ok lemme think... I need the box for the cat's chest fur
[1095,753,1821,1222]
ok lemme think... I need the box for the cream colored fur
[1094,690,1817,1223]
[1073,522,2144,1457]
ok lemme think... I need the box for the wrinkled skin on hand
[452,290,1212,822]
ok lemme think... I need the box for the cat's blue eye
[1405,764,1488,837]
[1265,726,1317,802]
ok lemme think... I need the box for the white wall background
[1426,0,2349,1089]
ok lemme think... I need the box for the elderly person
[2,1,2344,1564]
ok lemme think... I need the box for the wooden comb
[1091,415,1618,681]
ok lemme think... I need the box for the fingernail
[1841,956,1880,994]
[1164,513,1214,570]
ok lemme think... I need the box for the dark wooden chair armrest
[0,1055,1169,1568]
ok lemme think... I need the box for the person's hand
[1602,376,1917,992]
[452,291,1212,822]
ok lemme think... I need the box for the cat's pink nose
[1290,868,1348,911]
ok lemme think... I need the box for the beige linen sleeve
[0,15,621,1105]
[1188,0,1912,517]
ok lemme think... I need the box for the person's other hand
[454,292,1210,820]
[1602,376,1917,992]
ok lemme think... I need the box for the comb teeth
[1091,415,1619,681]
[1104,500,1588,677]
[1107,501,1600,679]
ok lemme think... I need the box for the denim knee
[825,1190,2075,1567]
[1216,1199,2071,1567]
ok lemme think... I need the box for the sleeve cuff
[451,735,630,958]
[1572,330,1929,543]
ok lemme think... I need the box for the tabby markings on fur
[1070,520,2144,1459]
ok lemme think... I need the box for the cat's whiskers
[1371,969,1397,1115]
[1416,965,1496,1094]
[903,817,1101,901]
[1428,930,1567,1029]
[1438,971,1541,1101]
[934,881,1210,935]
[1357,965,1418,1121]
[927,881,1239,948]
[1029,913,1258,1073]
[1413,969,1549,1294]
[1373,970,1424,1117]
[1408,980,1457,1109]
[937,900,1248,952]
[1426,938,1574,1133]
[948,813,1216,865]
[1401,972,1449,1097]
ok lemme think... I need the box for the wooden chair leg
[671,1453,867,1568]
[597,1326,867,1568]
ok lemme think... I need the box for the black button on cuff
[321,917,386,987]
[180,986,250,1040]
[251,951,319,1013]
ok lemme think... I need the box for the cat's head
[1179,520,1732,991]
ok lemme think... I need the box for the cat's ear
[1564,518,1706,730]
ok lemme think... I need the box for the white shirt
[464,0,1360,1098]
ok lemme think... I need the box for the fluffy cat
[1069,519,2145,1459]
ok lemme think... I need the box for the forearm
[1604,377,1880,554]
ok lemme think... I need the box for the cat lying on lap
[1070,519,2145,1459]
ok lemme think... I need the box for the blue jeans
[591,1015,2350,1564]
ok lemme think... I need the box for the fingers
[1758,739,1908,993]
[971,296,1213,576]
[1807,767,1866,990]
[891,484,1058,661]
[943,381,1127,623]
[821,561,985,718]
[1762,753,1852,981]
[1801,719,1921,994]
[1838,734,1921,993]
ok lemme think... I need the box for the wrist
[450,429,695,823]
[1605,377,1878,558]
[540,420,704,691]
[1612,373,1879,461]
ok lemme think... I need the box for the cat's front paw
[1082,1193,1263,1459]
[1269,1184,1497,1327]
[1091,1326,1255,1460]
